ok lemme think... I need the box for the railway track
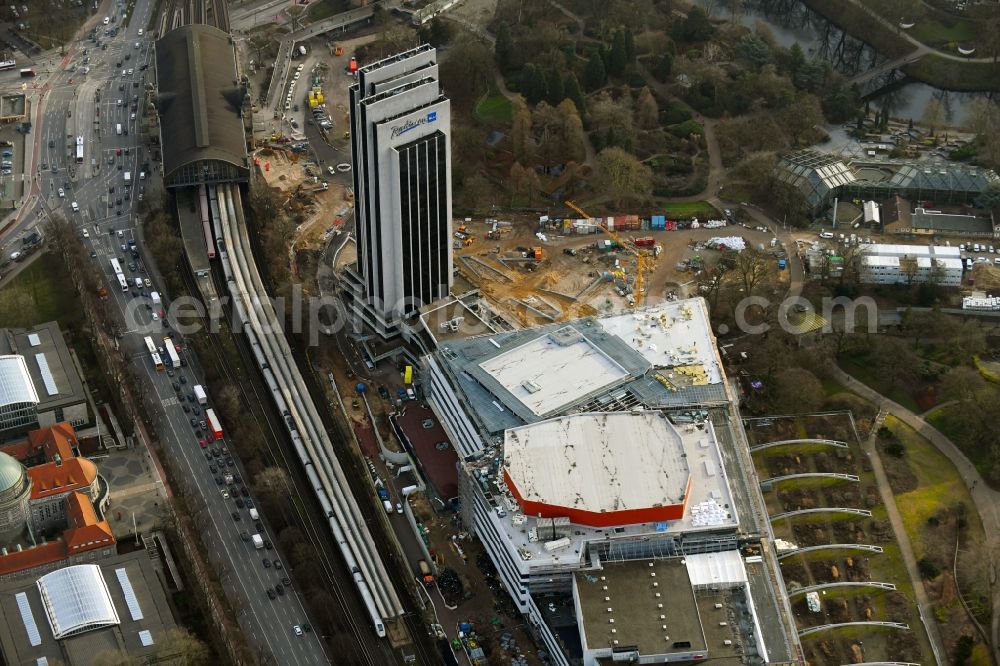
[214,183,404,637]
[162,0,229,30]
[176,232,384,666]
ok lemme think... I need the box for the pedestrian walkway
[831,365,1000,663]
[861,409,945,664]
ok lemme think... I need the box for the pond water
[694,0,988,128]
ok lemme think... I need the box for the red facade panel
[503,470,689,528]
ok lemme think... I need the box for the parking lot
[0,121,26,207]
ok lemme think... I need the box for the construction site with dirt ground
[440,207,789,328]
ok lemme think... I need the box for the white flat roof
[0,355,39,409]
[504,412,689,514]
[864,243,959,258]
[685,551,748,587]
[478,328,630,417]
[863,255,899,267]
[599,300,723,385]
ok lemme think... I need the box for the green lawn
[902,56,1000,93]
[659,201,716,218]
[910,17,976,46]
[0,253,84,329]
[474,93,514,124]
[839,356,921,412]
[884,415,982,557]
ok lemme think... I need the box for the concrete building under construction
[425,298,800,666]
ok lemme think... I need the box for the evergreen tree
[787,43,805,77]
[652,52,673,82]
[546,68,565,105]
[624,27,636,63]
[564,72,586,114]
[585,52,607,90]
[522,64,548,105]
[608,30,628,76]
[494,21,515,71]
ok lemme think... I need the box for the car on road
[71,202,79,212]
[82,229,90,238]
[151,312,159,321]
[265,540,273,550]
[214,476,223,485]
[231,512,240,521]
[293,625,303,636]
[273,560,282,570]
[267,589,276,600]
[57,188,64,198]
[263,559,271,569]
[199,439,207,448]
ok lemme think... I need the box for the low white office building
[859,243,963,286]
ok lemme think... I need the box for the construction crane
[564,200,646,306]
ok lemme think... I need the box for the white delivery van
[249,508,259,521]
[116,123,122,135]
[134,278,142,288]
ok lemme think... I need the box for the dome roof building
[0,451,31,542]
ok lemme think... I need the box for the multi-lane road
[0,1,331,663]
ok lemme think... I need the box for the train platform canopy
[154,24,249,188]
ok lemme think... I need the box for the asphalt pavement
[0,1,331,662]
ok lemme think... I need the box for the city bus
[75,136,84,164]
[162,336,180,368]
[116,273,129,292]
[0,60,16,72]
[205,408,223,440]
[150,351,164,372]
[143,336,157,355]
[19,68,34,78]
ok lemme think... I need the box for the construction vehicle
[532,246,543,260]
[564,200,646,306]
[463,237,475,247]
[334,44,344,56]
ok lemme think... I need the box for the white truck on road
[252,534,264,549]
[124,171,131,184]
[193,384,208,406]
